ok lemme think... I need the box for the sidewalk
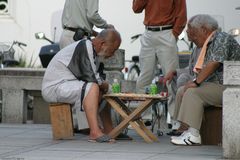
[0,124,223,160]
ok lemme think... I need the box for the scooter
[35,32,60,68]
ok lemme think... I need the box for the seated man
[170,14,240,145]
[42,29,121,143]
[164,46,201,136]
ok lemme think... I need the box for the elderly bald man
[171,14,240,145]
[42,29,121,143]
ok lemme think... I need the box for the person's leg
[173,86,185,120]
[99,103,113,134]
[171,82,224,145]
[154,30,178,131]
[83,83,104,139]
[177,82,224,130]
[177,73,193,89]
[135,31,157,124]
[155,30,178,119]
[167,86,188,136]
[136,30,156,93]
[168,74,193,135]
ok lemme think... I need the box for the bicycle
[0,41,27,68]
[125,55,140,81]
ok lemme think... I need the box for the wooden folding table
[104,93,168,143]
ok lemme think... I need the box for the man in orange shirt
[132,0,187,126]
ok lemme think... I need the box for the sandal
[88,135,116,143]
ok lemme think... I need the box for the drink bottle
[112,79,120,93]
[150,79,158,95]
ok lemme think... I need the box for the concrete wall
[223,61,240,159]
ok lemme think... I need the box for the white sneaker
[171,131,201,145]
[170,131,187,140]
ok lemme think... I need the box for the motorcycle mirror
[35,32,54,44]
[35,32,45,39]
[228,28,240,37]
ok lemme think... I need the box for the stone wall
[0,68,46,123]
[102,49,125,85]
[223,61,240,159]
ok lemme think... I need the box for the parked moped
[35,32,60,68]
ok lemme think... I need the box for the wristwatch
[193,78,201,87]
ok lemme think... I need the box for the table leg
[105,98,132,137]
[105,97,156,143]
[114,98,159,142]
[137,120,159,142]
[128,121,153,143]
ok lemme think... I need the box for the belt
[145,25,173,32]
[63,26,78,32]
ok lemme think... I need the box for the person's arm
[92,29,99,37]
[86,0,114,29]
[132,0,147,13]
[163,70,177,85]
[183,61,221,91]
[172,0,187,38]
[184,33,231,91]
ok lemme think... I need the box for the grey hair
[189,14,219,31]
[98,29,121,42]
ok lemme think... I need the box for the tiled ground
[0,124,223,160]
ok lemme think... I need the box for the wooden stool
[49,103,74,140]
[200,106,222,145]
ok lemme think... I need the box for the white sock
[188,127,200,137]
[172,120,180,130]
[167,113,171,124]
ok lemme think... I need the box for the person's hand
[99,81,109,94]
[106,24,115,29]
[163,70,176,85]
[92,29,99,37]
[183,80,197,93]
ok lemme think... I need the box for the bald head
[93,29,122,58]
[98,29,121,44]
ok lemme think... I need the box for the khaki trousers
[174,82,225,130]
[136,29,179,117]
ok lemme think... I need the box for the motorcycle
[35,32,60,68]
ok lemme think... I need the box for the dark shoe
[168,124,172,129]
[144,120,152,126]
[115,133,133,140]
[167,129,183,136]
[74,128,90,135]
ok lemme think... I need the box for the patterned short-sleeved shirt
[204,31,240,84]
